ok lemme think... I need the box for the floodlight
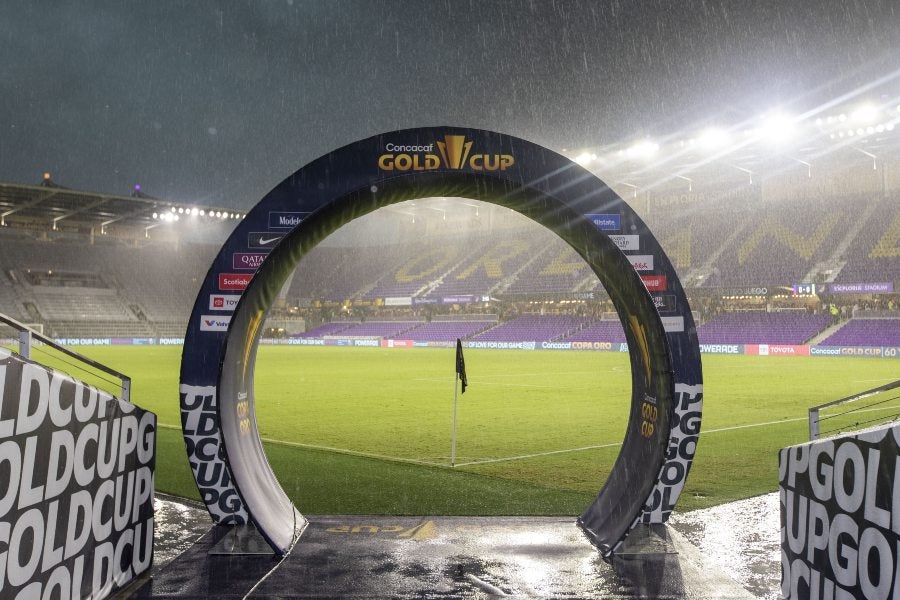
[758,113,796,143]
[626,140,659,159]
[698,127,729,150]
[851,103,878,123]
[574,152,597,166]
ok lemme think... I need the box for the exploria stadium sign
[179,127,703,559]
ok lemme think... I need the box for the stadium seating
[293,321,360,337]
[329,321,422,338]
[403,319,496,341]
[471,315,590,342]
[835,194,900,284]
[697,312,832,345]
[701,196,850,287]
[819,318,900,347]
[562,320,628,343]
[0,188,897,348]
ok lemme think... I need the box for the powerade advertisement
[18,336,898,359]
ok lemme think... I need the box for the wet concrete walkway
[123,494,780,599]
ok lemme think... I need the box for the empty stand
[472,315,590,343]
[819,318,900,347]
[697,312,831,345]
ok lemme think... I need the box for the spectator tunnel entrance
[179,127,703,558]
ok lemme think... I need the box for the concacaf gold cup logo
[378,135,515,172]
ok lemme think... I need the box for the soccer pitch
[37,345,900,516]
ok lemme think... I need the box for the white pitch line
[411,377,595,390]
[156,422,446,468]
[455,417,817,467]
[257,437,449,468]
[157,405,900,470]
[452,441,623,467]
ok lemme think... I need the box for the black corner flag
[456,338,467,393]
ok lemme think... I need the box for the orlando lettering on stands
[0,350,156,598]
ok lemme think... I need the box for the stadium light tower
[616,181,638,198]
[758,113,797,144]
[697,127,729,150]
[853,146,878,170]
[574,151,598,166]
[851,103,879,123]
[626,140,659,159]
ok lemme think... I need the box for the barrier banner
[0,349,156,599]
[780,424,900,599]
[746,344,811,356]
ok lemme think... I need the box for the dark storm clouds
[1,0,897,207]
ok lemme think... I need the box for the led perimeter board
[179,127,703,558]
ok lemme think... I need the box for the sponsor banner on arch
[0,349,156,599]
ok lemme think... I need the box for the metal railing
[809,379,900,440]
[0,313,131,402]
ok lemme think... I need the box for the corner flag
[456,338,467,393]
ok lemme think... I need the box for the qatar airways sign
[232,253,268,271]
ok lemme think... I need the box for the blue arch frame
[179,127,703,557]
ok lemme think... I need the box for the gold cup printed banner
[0,349,156,599]
[179,127,702,558]
[780,425,900,599]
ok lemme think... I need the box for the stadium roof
[564,104,900,190]
[0,176,244,235]
[2,100,898,237]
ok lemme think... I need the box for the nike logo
[249,232,283,247]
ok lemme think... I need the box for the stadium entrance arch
[179,127,703,558]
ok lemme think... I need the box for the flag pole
[452,338,466,468]
[451,371,458,467]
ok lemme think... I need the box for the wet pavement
[125,493,780,599]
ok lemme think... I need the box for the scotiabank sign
[219,273,253,290]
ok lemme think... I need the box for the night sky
[1,0,898,208]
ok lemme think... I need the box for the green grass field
[20,344,900,516]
